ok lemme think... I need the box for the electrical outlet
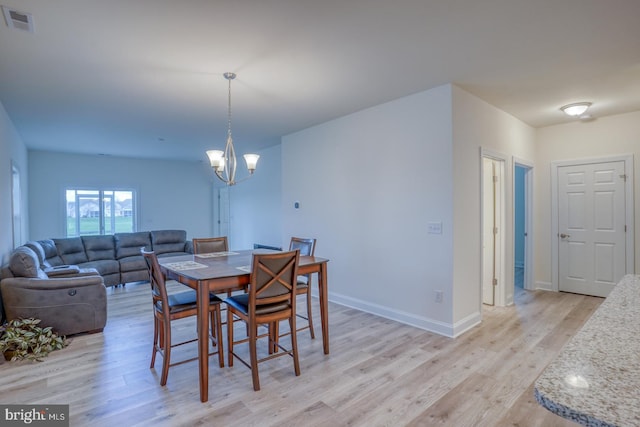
[435,290,443,303]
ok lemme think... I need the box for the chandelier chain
[227,75,232,139]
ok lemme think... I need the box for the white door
[216,187,230,238]
[482,157,503,305]
[558,161,626,297]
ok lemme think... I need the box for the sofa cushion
[82,235,116,261]
[54,237,89,265]
[81,259,120,276]
[150,230,187,255]
[118,255,147,273]
[9,247,47,279]
[38,239,63,266]
[80,259,120,286]
[115,232,151,259]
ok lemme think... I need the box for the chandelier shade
[207,72,259,185]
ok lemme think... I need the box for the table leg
[318,262,329,354]
[197,282,209,402]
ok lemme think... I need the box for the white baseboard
[324,291,479,338]
[535,280,554,291]
[452,311,482,338]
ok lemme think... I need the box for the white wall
[534,111,640,287]
[281,84,537,336]
[451,86,536,325]
[0,101,28,264]
[222,144,282,250]
[282,84,456,335]
[28,151,216,240]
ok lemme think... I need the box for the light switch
[428,221,442,234]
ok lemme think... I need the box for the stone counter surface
[534,274,640,427]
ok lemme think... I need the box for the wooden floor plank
[0,282,602,427]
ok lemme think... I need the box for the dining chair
[141,249,224,386]
[225,249,301,391]
[192,236,240,328]
[289,237,317,339]
[192,236,229,254]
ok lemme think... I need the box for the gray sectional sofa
[0,230,193,334]
[5,229,193,287]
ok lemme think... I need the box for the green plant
[0,318,68,362]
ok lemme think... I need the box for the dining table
[158,248,330,402]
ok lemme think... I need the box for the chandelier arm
[229,173,254,185]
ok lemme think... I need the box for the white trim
[327,291,460,338]
[535,281,554,291]
[551,154,635,292]
[452,311,482,338]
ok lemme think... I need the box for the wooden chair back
[192,237,229,254]
[141,249,170,321]
[250,250,300,309]
[289,237,316,257]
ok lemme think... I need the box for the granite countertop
[534,274,640,427]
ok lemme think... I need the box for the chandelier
[206,72,259,185]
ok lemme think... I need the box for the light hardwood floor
[0,282,602,427]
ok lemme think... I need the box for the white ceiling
[1,0,639,162]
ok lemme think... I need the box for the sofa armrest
[44,266,100,279]
[45,265,80,276]
[1,275,104,291]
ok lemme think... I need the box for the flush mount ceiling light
[206,72,259,186]
[560,102,592,117]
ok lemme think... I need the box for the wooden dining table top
[159,249,328,284]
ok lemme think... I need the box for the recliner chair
[0,246,107,336]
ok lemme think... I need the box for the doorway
[513,160,533,292]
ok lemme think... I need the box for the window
[65,189,136,237]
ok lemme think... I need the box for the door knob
[560,233,570,239]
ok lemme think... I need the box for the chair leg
[227,308,234,367]
[306,288,315,339]
[249,321,260,391]
[213,306,224,368]
[150,316,159,369]
[160,319,171,386]
[158,318,165,349]
[270,322,279,354]
[289,316,301,377]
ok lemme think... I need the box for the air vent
[2,5,35,33]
